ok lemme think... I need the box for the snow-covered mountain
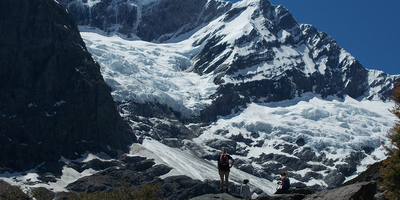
[72,0,399,191]
[1,0,399,195]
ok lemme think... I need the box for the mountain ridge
[58,0,398,105]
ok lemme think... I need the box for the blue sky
[227,0,400,75]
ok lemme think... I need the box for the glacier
[80,29,218,118]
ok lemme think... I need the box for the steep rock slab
[0,0,136,171]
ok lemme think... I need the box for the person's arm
[230,157,235,168]
[278,176,285,185]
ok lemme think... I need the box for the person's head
[221,147,227,154]
[243,179,249,184]
[280,171,287,176]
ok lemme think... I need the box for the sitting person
[275,171,290,194]
[240,179,251,199]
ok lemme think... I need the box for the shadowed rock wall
[0,0,136,171]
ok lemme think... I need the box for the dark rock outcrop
[117,101,198,147]
[158,176,220,200]
[59,0,139,37]
[341,159,385,187]
[189,193,243,200]
[256,194,308,200]
[57,0,232,42]
[63,156,220,200]
[0,0,136,171]
[138,0,232,42]
[303,181,377,200]
[66,156,172,193]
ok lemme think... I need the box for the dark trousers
[274,188,289,194]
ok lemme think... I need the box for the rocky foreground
[0,156,388,200]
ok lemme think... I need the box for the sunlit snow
[81,30,218,117]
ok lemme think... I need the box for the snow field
[82,30,218,118]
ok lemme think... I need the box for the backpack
[220,154,228,165]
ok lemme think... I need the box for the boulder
[159,176,220,200]
[303,181,377,200]
[256,194,307,200]
[341,160,384,186]
[254,188,314,200]
[189,193,243,200]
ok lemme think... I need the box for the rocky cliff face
[58,0,139,37]
[58,0,232,41]
[138,0,232,42]
[0,0,136,171]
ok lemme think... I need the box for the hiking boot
[220,189,223,193]
[225,189,229,193]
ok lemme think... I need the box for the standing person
[240,179,251,199]
[275,171,291,194]
[218,147,235,193]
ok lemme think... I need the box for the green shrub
[70,182,164,200]
[380,82,400,199]
[0,180,31,200]
[30,187,55,200]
